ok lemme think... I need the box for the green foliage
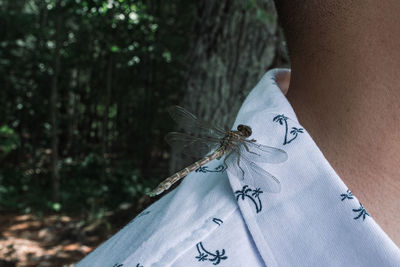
[0,152,155,214]
[244,0,277,26]
[0,125,20,157]
[0,0,195,215]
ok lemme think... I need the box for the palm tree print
[340,189,354,201]
[137,210,150,218]
[129,210,151,225]
[289,127,304,141]
[212,218,223,226]
[340,190,370,221]
[196,252,208,262]
[353,202,370,221]
[235,185,252,200]
[195,242,227,265]
[113,264,142,267]
[195,165,226,173]
[273,114,304,145]
[235,185,263,213]
[251,188,263,198]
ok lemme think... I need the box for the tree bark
[182,0,278,127]
[50,0,62,202]
[171,0,280,171]
[66,68,78,155]
[102,54,113,158]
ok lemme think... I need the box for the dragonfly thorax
[220,125,251,150]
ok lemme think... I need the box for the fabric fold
[77,68,400,267]
[227,68,400,266]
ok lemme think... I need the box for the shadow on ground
[0,196,153,267]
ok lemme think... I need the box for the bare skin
[275,0,400,246]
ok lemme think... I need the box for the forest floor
[0,196,151,267]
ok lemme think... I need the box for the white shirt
[77,68,400,267]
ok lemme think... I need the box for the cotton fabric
[77,68,400,267]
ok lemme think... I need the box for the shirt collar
[228,68,400,266]
[79,68,400,267]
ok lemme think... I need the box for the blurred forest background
[0,0,288,266]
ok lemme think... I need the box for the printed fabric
[77,69,400,267]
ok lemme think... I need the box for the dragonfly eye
[237,124,252,137]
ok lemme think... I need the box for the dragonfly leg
[243,143,261,157]
[237,154,245,180]
[223,152,231,171]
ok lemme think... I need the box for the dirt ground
[0,212,109,267]
[0,197,152,267]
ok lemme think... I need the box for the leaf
[110,45,120,52]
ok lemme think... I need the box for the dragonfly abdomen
[148,148,225,197]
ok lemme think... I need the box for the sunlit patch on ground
[0,198,152,267]
[0,214,100,267]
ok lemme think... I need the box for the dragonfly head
[237,124,252,137]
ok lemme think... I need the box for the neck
[285,2,400,246]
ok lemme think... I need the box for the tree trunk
[102,54,113,158]
[50,0,62,202]
[171,0,280,172]
[66,68,78,155]
[182,0,278,127]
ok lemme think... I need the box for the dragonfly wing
[225,151,248,180]
[239,140,288,163]
[247,160,281,193]
[165,132,221,158]
[168,106,226,138]
[226,151,281,193]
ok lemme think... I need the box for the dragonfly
[148,106,288,197]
